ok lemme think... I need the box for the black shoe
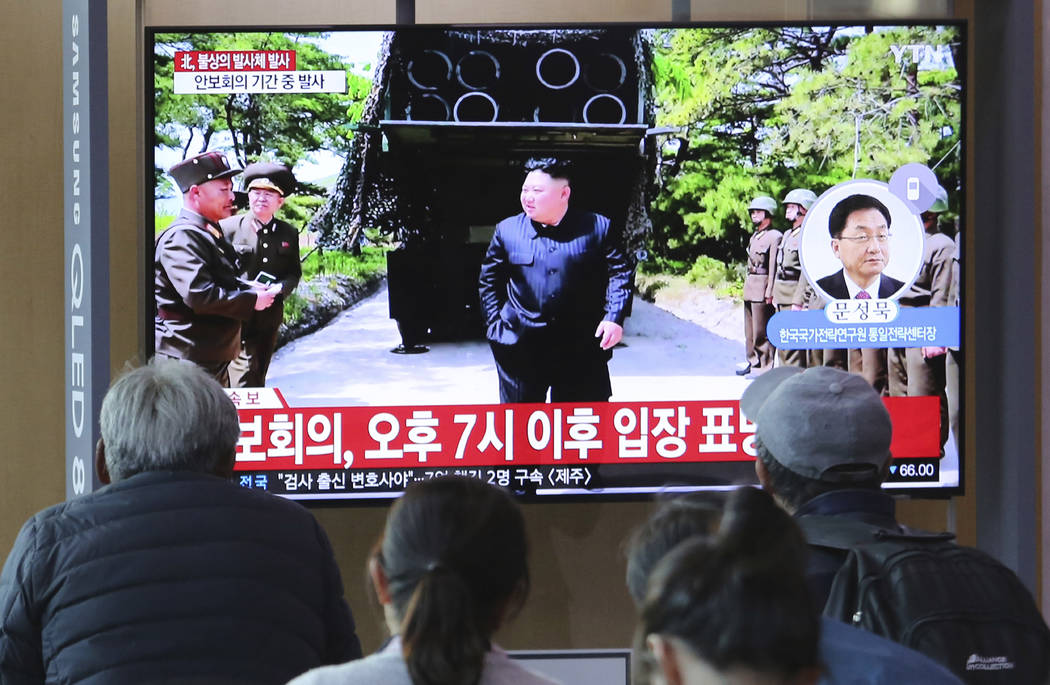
[734,362,751,376]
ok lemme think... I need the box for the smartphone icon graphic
[907,177,920,201]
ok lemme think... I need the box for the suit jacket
[816,269,906,300]
[220,212,302,332]
[478,209,632,347]
[155,209,257,362]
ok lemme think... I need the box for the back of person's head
[740,366,892,511]
[378,476,529,685]
[635,487,820,685]
[99,358,240,481]
[624,492,723,606]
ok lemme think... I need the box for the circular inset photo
[799,179,924,302]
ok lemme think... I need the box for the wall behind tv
[1,0,1044,655]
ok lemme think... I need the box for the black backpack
[799,515,1050,684]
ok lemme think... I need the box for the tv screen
[148,22,964,501]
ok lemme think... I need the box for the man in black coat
[815,193,905,300]
[478,158,633,403]
[0,359,362,684]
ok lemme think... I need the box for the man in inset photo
[816,193,905,300]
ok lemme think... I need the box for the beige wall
[0,0,1005,659]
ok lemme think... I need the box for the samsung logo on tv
[67,9,88,496]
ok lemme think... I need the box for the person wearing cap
[887,185,954,447]
[155,151,280,386]
[815,194,905,301]
[220,162,302,387]
[737,196,782,376]
[772,188,817,368]
[740,366,898,605]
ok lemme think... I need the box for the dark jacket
[220,212,302,333]
[794,488,901,609]
[478,209,632,347]
[815,270,906,301]
[155,210,258,363]
[0,471,361,684]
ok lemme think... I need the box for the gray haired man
[0,359,361,684]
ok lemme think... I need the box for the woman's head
[372,476,529,685]
[634,487,821,685]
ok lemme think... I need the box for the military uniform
[155,209,257,385]
[798,274,848,372]
[221,212,302,387]
[743,226,782,373]
[772,226,806,367]
[888,228,955,443]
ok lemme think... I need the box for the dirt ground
[635,273,743,343]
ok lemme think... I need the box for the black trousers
[489,327,612,403]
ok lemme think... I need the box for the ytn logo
[889,44,953,65]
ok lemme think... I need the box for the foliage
[299,244,386,281]
[153,32,371,199]
[283,246,387,326]
[686,255,744,298]
[156,213,176,236]
[648,25,962,272]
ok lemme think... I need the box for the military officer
[220,162,303,387]
[737,196,782,376]
[772,188,817,367]
[888,185,954,445]
[155,151,280,386]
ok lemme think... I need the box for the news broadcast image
[150,24,962,500]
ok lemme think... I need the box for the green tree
[648,25,961,271]
[153,32,372,197]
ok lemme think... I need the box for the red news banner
[230,391,941,472]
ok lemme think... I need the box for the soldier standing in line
[944,224,962,453]
[772,188,817,368]
[888,185,954,446]
[737,196,782,376]
[220,162,302,388]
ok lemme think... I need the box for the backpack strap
[797,514,954,551]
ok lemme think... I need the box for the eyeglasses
[834,233,891,245]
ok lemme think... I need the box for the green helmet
[928,185,949,213]
[783,188,817,210]
[748,196,777,214]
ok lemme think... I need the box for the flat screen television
[147,21,964,501]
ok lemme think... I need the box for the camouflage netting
[306,32,394,250]
[309,28,657,257]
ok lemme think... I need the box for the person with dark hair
[155,150,281,386]
[634,487,822,685]
[0,359,361,684]
[289,476,558,685]
[625,488,963,685]
[478,157,633,403]
[816,194,905,300]
[221,161,303,387]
